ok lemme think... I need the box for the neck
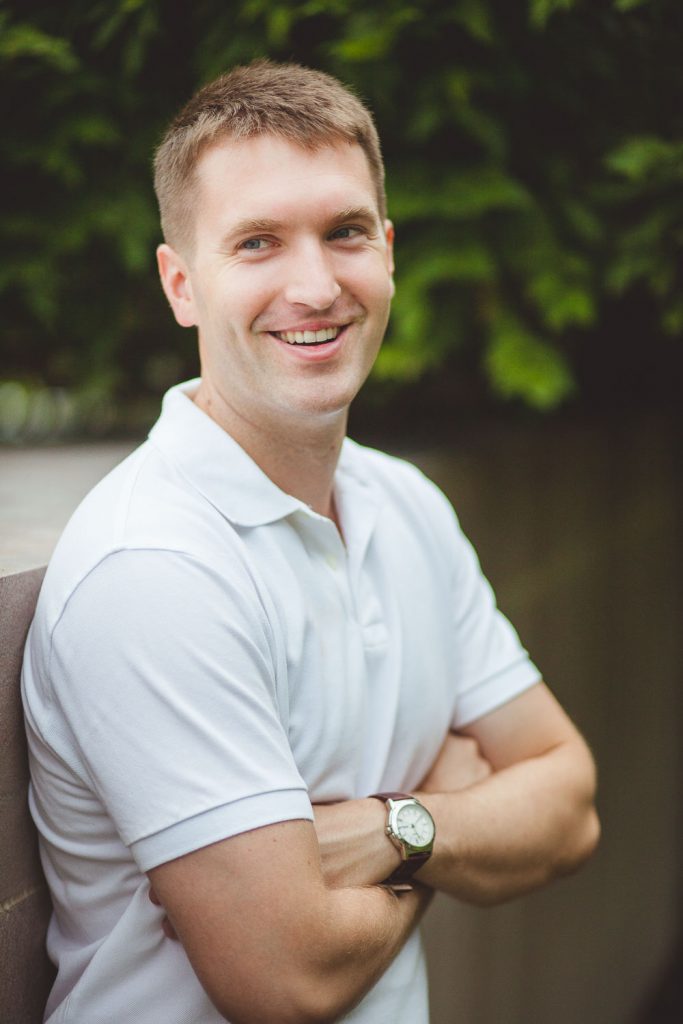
[193,382,347,522]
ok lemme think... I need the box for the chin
[286,374,369,419]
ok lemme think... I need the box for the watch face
[395,802,435,849]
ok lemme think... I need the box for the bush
[1,0,681,433]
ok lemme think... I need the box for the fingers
[458,736,493,783]
[419,732,493,793]
[148,885,179,940]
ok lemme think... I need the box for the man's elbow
[555,802,601,877]
[282,982,360,1024]
[204,925,373,1024]
[211,972,359,1024]
[552,736,600,874]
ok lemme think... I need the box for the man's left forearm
[414,734,599,905]
[314,685,600,904]
[314,739,597,904]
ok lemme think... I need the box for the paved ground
[0,443,137,575]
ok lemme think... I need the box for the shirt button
[325,553,338,571]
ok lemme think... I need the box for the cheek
[347,261,393,307]
[226,270,281,325]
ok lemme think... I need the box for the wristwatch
[370,792,435,889]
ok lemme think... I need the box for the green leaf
[527,254,596,331]
[329,7,419,62]
[606,204,680,296]
[266,5,294,46]
[420,246,495,285]
[389,167,531,222]
[0,21,78,72]
[605,251,653,294]
[451,0,495,44]
[604,136,683,182]
[561,199,604,245]
[529,273,595,331]
[485,313,575,408]
[332,31,390,61]
[122,5,160,77]
[372,342,427,383]
[662,300,683,337]
[66,112,122,147]
[12,258,60,327]
[529,0,575,30]
[613,0,651,11]
[94,191,159,272]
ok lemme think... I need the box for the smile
[271,326,344,346]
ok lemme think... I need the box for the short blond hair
[153,59,386,254]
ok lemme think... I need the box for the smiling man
[158,133,394,485]
[22,61,599,1024]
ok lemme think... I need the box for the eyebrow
[331,206,381,227]
[220,206,381,246]
[223,218,284,242]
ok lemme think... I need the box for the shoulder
[35,440,256,640]
[342,438,462,534]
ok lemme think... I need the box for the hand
[313,798,400,889]
[148,885,178,940]
[418,731,492,794]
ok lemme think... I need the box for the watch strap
[384,851,431,883]
[370,792,411,802]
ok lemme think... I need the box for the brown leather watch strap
[385,851,431,883]
[369,792,412,802]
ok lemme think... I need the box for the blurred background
[1,1,681,1021]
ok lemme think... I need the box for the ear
[384,219,395,298]
[157,244,197,328]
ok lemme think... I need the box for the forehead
[192,135,380,232]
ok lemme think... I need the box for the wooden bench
[0,568,55,1023]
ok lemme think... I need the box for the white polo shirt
[22,380,540,1024]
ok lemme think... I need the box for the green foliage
[529,0,575,31]
[485,311,575,409]
[0,15,79,70]
[613,0,651,11]
[1,0,682,432]
[602,135,683,336]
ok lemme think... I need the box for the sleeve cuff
[131,788,314,872]
[453,658,543,729]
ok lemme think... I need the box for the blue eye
[331,226,362,240]
[242,238,267,250]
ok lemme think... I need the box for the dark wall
[408,410,682,1023]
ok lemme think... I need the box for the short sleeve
[445,511,542,727]
[47,548,312,871]
[396,463,542,728]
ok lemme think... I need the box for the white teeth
[275,326,341,344]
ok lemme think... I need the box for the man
[22,60,599,1023]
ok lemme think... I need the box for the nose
[283,241,342,310]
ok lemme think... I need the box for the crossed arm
[314,682,599,902]
[147,682,599,1023]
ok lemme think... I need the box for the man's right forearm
[149,821,430,1024]
[305,882,431,1022]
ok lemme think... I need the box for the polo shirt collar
[147,380,383,532]
[148,380,302,527]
